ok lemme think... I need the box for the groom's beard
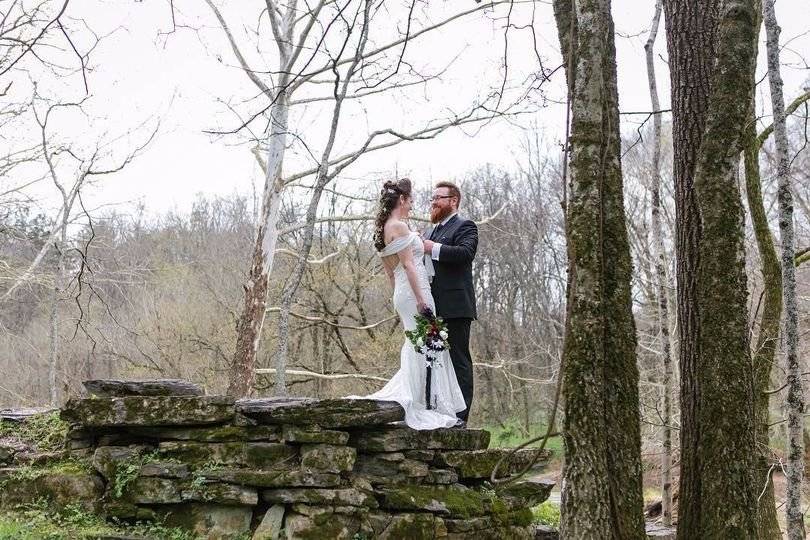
[431,206,452,224]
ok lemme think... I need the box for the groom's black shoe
[451,419,467,429]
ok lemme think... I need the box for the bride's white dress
[349,231,466,429]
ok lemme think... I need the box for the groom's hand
[423,239,435,252]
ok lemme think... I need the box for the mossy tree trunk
[552,0,645,537]
[664,0,760,537]
[744,102,783,540]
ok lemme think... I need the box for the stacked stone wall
[1,380,553,539]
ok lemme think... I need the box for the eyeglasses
[430,195,455,202]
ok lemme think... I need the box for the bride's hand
[417,300,430,314]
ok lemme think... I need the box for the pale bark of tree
[225,0,294,397]
[644,0,673,527]
[664,0,760,536]
[48,219,67,406]
[553,0,645,537]
[763,1,805,537]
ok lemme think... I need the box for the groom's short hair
[435,181,461,206]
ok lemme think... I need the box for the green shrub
[485,419,564,457]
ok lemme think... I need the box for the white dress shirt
[430,212,457,261]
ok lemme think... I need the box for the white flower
[416,337,424,347]
[439,330,448,339]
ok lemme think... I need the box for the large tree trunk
[763,1,805,537]
[664,0,760,536]
[644,0,674,527]
[553,0,645,537]
[228,91,290,397]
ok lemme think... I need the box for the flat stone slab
[157,441,297,469]
[0,407,58,423]
[282,425,349,445]
[62,396,235,427]
[199,468,341,488]
[262,487,378,508]
[434,448,550,479]
[353,453,429,485]
[83,379,204,397]
[535,524,560,539]
[127,477,258,506]
[498,479,555,507]
[378,485,510,517]
[352,427,491,452]
[127,424,279,442]
[236,398,404,428]
[646,522,676,539]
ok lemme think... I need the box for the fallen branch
[265,308,398,330]
[274,248,341,264]
[254,368,388,383]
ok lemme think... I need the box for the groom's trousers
[446,317,474,421]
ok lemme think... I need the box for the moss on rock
[262,487,377,508]
[379,485,500,518]
[0,462,102,511]
[376,513,447,540]
[283,511,361,540]
[157,441,297,469]
[300,444,356,474]
[62,396,235,427]
[199,468,340,488]
[352,427,490,452]
[283,425,349,445]
[435,448,549,479]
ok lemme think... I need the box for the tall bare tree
[643,0,674,526]
[664,0,760,536]
[762,1,805,537]
[553,0,645,536]
[194,0,526,397]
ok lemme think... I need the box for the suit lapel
[437,215,459,241]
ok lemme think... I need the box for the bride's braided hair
[373,178,412,252]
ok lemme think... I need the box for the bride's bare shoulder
[384,219,411,238]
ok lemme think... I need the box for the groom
[422,181,478,425]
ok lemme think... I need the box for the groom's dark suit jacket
[428,215,478,320]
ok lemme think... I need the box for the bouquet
[404,307,451,368]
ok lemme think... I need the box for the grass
[0,501,196,540]
[485,419,564,459]
[0,412,69,453]
[531,501,560,527]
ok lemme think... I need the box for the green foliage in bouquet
[404,307,451,356]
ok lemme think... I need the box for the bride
[350,178,466,430]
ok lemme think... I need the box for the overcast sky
[13,0,810,220]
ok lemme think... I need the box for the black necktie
[431,223,443,240]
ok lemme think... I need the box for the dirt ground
[531,464,810,538]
